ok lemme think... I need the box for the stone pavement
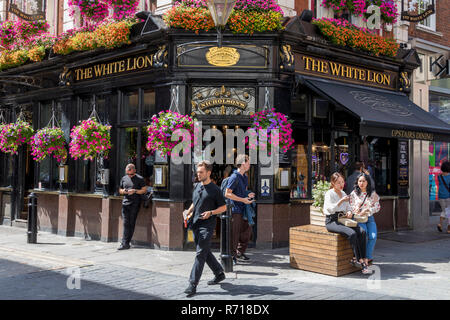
[0,216,449,300]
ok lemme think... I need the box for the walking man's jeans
[121,204,140,245]
[189,223,224,285]
[358,215,377,260]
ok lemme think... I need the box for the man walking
[184,160,227,297]
[225,154,255,264]
[118,163,147,250]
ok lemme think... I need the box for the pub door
[188,124,258,248]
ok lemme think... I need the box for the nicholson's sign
[295,54,398,90]
[8,0,45,21]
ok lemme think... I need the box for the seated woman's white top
[323,189,351,215]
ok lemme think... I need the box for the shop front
[2,16,450,250]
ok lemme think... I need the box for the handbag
[337,212,358,227]
[353,194,369,223]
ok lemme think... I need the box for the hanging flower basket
[146,110,195,157]
[247,108,295,154]
[0,120,34,154]
[31,127,68,164]
[69,118,112,160]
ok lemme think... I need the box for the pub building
[1,12,450,250]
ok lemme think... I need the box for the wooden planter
[289,225,360,277]
[310,206,326,226]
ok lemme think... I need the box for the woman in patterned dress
[349,173,381,265]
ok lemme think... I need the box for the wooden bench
[289,225,360,277]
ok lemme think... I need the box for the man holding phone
[118,163,147,250]
[183,160,227,297]
[225,154,255,263]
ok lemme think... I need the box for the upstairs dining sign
[295,53,398,91]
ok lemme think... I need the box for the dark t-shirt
[120,174,146,206]
[192,182,226,226]
[226,171,248,215]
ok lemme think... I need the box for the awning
[297,75,450,142]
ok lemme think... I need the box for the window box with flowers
[163,0,284,35]
[312,18,399,57]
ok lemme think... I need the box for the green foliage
[312,180,331,209]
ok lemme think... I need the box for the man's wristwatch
[124,189,129,195]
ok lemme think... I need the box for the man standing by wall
[184,160,227,297]
[225,154,255,264]
[118,163,147,250]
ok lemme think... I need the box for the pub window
[37,101,59,189]
[291,92,307,122]
[0,109,12,187]
[121,91,139,121]
[116,88,156,192]
[142,89,156,121]
[290,129,309,199]
[367,137,397,196]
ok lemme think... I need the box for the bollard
[27,192,37,244]
[220,200,233,272]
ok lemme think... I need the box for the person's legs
[121,205,132,245]
[231,213,243,258]
[128,204,140,244]
[189,225,214,286]
[353,225,367,264]
[365,216,377,260]
[438,199,447,232]
[237,218,252,256]
[326,221,362,261]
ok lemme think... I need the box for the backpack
[221,175,238,208]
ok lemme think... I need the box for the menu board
[398,140,409,197]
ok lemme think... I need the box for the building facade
[1,1,450,250]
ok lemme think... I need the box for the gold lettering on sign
[73,54,154,82]
[298,55,393,88]
[391,130,433,141]
[206,47,240,67]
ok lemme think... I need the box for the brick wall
[408,0,450,47]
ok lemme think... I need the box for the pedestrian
[437,161,450,234]
[323,172,372,275]
[349,173,380,265]
[346,161,375,194]
[183,160,227,297]
[225,154,255,264]
[118,163,147,250]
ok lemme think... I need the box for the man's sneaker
[184,283,197,297]
[237,253,250,261]
[117,243,130,250]
[232,257,238,265]
[207,272,225,285]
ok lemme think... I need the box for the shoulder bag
[353,193,369,223]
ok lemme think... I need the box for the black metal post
[27,192,37,244]
[220,200,233,272]
[217,27,222,48]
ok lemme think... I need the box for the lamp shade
[206,0,237,27]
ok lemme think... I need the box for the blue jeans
[358,215,377,260]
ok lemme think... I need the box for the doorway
[190,124,258,247]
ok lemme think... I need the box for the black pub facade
[1,15,450,250]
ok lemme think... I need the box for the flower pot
[310,206,326,226]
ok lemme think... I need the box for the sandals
[350,258,361,268]
[361,262,373,275]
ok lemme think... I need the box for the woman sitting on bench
[323,172,372,275]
